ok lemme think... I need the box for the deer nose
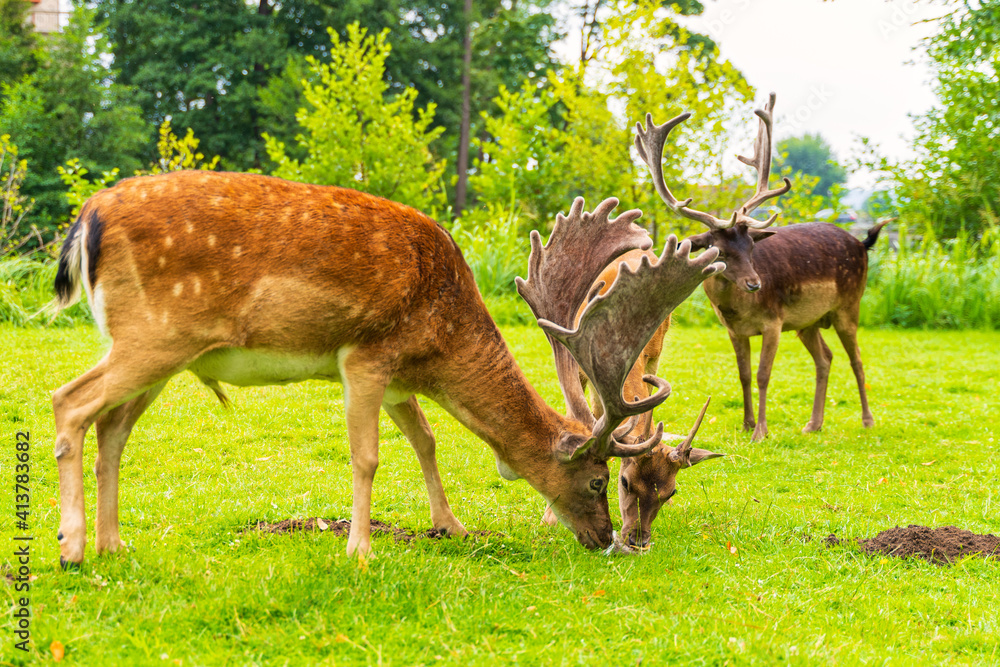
[626,532,650,549]
[745,281,761,293]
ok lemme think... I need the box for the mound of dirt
[244,518,498,542]
[856,525,1000,565]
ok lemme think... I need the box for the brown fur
[689,221,881,440]
[538,249,721,548]
[51,171,619,565]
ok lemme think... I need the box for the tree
[776,134,847,199]
[0,6,148,237]
[862,0,1000,238]
[91,0,287,169]
[94,0,560,191]
[264,25,446,214]
[0,0,39,94]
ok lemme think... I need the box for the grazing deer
[634,93,887,443]
[539,249,724,546]
[50,171,724,566]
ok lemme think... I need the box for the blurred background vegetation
[1,0,998,329]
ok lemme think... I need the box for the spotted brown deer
[634,93,887,443]
[50,171,724,566]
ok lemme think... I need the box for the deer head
[634,92,792,293]
[617,398,723,550]
[516,197,726,536]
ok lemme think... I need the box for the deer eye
[589,478,606,494]
[620,476,630,493]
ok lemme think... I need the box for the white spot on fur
[173,282,183,297]
[158,256,166,268]
[193,277,201,295]
[186,221,194,233]
[208,235,216,247]
[233,246,242,258]
[213,269,221,281]
[165,236,173,248]
[91,283,108,336]
[161,312,169,325]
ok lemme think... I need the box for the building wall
[28,0,64,34]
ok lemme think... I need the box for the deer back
[705,222,871,334]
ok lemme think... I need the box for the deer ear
[686,231,713,250]
[554,432,595,462]
[748,229,777,242]
[687,448,725,466]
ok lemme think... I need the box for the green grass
[1,323,998,665]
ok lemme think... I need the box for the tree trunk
[454,0,473,218]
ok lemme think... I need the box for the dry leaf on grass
[50,640,65,662]
[727,541,738,557]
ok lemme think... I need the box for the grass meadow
[1,317,998,665]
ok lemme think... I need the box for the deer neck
[430,320,567,476]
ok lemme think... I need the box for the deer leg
[797,326,833,433]
[383,396,467,538]
[94,381,167,554]
[833,317,875,428]
[728,332,755,432]
[340,351,388,557]
[53,346,187,566]
[753,328,781,441]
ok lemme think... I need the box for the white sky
[555,0,946,188]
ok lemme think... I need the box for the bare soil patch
[244,517,499,542]
[827,525,999,565]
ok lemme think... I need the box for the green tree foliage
[91,0,286,169]
[863,0,1000,238]
[0,6,148,237]
[776,133,847,199]
[0,0,39,94]
[469,1,752,244]
[264,25,446,214]
[94,0,560,182]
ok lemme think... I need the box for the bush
[862,225,1000,329]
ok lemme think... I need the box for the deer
[633,93,888,445]
[538,249,725,546]
[49,170,725,567]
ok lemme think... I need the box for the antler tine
[541,234,726,460]
[667,398,710,466]
[516,197,652,426]
[634,112,734,231]
[735,93,792,228]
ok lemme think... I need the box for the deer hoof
[863,417,875,428]
[751,424,768,441]
[802,421,823,433]
[742,421,756,433]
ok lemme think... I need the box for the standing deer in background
[538,249,725,539]
[50,172,724,566]
[635,93,888,442]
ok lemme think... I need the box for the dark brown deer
[634,93,888,443]
[50,172,724,566]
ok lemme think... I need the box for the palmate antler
[516,198,725,461]
[634,92,792,231]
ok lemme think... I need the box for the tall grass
[862,224,1000,329]
[0,254,90,326]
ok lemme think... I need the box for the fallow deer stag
[50,171,724,566]
[538,249,725,549]
[634,93,888,442]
